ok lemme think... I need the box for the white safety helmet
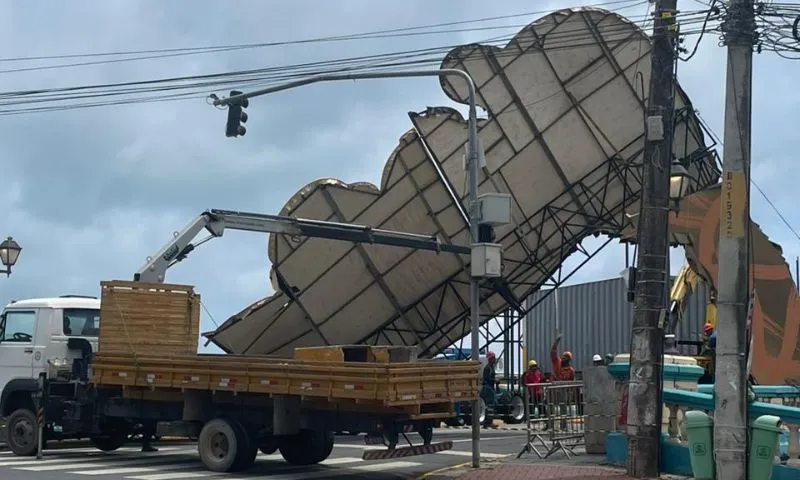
[592,354,603,362]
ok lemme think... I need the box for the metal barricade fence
[517,380,585,459]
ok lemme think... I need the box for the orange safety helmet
[562,351,573,360]
[486,351,496,360]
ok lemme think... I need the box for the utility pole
[714,1,755,479]
[626,1,678,477]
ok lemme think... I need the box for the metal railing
[517,380,585,459]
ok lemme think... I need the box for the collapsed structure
[204,7,722,362]
[202,7,799,385]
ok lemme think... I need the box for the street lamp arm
[211,69,477,119]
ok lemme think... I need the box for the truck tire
[258,437,278,455]
[90,432,128,452]
[197,417,253,473]
[6,408,38,456]
[506,394,525,424]
[279,429,334,466]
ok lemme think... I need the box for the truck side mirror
[0,313,6,342]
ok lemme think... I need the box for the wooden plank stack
[98,280,200,355]
[293,345,418,363]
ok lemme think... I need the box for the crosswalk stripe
[434,450,509,458]
[17,451,196,471]
[126,472,219,480]
[73,461,200,476]
[0,446,188,456]
[0,455,110,466]
[319,456,363,465]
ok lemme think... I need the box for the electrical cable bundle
[752,1,800,58]
[0,0,717,116]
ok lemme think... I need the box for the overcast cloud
[0,0,796,353]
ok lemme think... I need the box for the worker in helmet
[700,323,714,356]
[550,334,576,381]
[592,354,604,366]
[480,351,498,428]
[522,359,545,418]
[604,353,615,365]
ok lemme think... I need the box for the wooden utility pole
[626,0,678,477]
[714,1,755,479]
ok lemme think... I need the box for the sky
[0,0,797,355]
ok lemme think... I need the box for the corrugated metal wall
[524,276,710,372]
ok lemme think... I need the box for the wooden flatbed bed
[91,352,478,417]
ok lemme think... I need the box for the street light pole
[0,236,22,277]
[212,68,485,468]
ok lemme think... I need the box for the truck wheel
[197,418,252,473]
[258,437,278,455]
[229,421,258,471]
[6,408,38,456]
[506,394,525,424]
[90,431,128,452]
[279,429,334,465]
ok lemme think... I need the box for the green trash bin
[749,414,782,480]
[685,410,715,480]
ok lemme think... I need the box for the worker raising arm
[550,334,575,381]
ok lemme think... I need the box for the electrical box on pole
[477,193,512,226]
[471,192,511,278]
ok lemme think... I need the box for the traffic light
[225,90,249,137]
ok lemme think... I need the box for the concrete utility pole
[626,1,678,477]
[714,1,755,479]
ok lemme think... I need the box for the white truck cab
[0,296,100,421]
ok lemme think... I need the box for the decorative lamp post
[0,236,22,277]
[669,160,691,206]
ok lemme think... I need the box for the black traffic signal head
[225,90,249,138]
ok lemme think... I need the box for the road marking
[0,454,110,466]
[127,473,218,480]
[74,461,200,475]
[18,452,195,471]
[435,451,510,458]
[417,461,470,480]
[319,456,363,465]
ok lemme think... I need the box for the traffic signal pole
[211,68,487,469]
[626,1,678,477]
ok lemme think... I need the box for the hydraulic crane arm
[134,208,470,283]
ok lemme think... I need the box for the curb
[416,461,471,479]
[417,455,512,479]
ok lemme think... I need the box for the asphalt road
[0,429,526,480]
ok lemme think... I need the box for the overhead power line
[0,8,717,116]
[0,0,653,75]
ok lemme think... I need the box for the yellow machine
[669,262,715,374]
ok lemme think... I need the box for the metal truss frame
[207,7,722,359]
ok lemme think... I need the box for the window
[63,309,100,337]
[1,311,36,343]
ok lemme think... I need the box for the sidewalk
[422,453,690,480]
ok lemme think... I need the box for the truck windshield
[63,308,100,337]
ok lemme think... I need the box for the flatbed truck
[0,208,480,472]
[0,291,477,472]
